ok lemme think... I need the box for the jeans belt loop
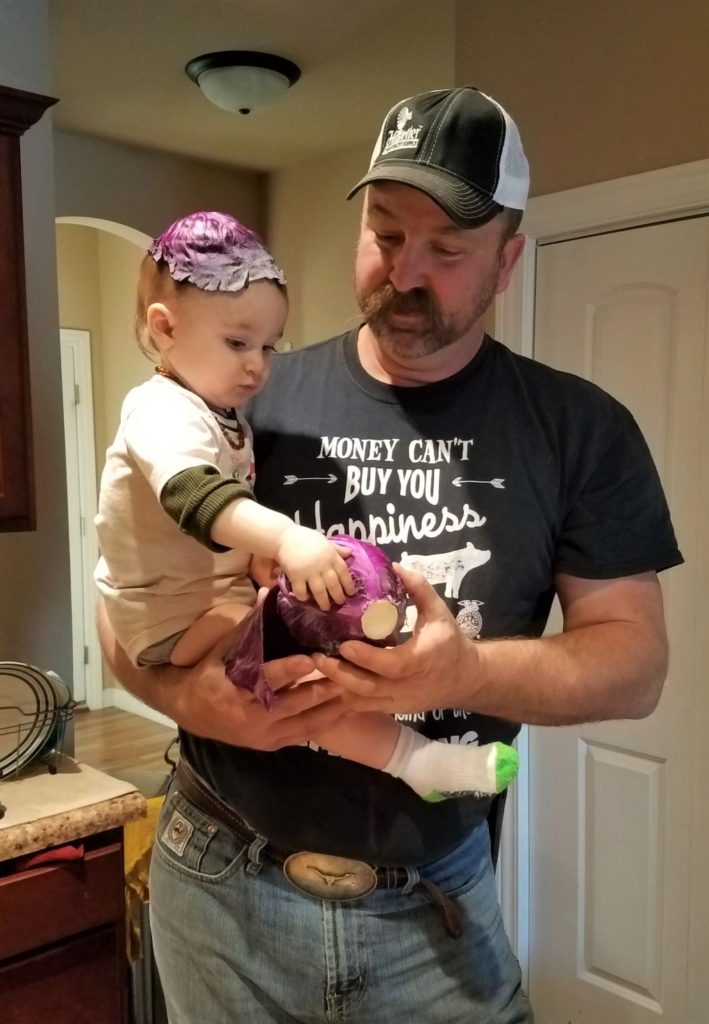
[245,835,267,876]
[402,866,419,895]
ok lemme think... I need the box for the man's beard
[357,277,498,359]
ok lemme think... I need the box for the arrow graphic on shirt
[284,474,338,486]
[452,477,506,489]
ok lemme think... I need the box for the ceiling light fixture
[185,50,301,115]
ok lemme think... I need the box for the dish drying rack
[0,698,78,820]
[1,698,78,773]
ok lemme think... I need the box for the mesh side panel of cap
[485,93,529,209]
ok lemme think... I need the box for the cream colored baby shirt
[95,374,256,665]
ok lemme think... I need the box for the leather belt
[173,760,462,938]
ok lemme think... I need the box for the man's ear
[495,233,526,295]
[146,303,176,353]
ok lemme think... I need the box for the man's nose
[387,244,428,293]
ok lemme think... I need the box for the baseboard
[104,687,177,730]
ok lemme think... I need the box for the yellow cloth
[124,794,165,962]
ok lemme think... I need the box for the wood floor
[73,706,177,778]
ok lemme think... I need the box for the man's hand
[172,634,349,750]
[97,597,348,751]
[311,564,476,714]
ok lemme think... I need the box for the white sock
[383,725,519,801]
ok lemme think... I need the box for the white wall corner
[104,686,177,731]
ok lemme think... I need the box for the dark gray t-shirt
[180,331,682,865]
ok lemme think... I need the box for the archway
[55,216,152,712]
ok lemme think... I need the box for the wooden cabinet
[0,84,57,531]
[0,827,129,1023]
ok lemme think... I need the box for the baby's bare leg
[170,603,253,667]
[313,713,401,769]
[312,713,519,801]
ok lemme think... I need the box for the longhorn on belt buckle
[283,851,377,901]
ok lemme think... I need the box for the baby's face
[161,282,287,409]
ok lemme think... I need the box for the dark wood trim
[0,84,57,136]
[0,85,58,531]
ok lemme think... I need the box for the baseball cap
[347,87,529,228]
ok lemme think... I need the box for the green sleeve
[160,465,254,552]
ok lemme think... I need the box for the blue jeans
[150,784,533,1023]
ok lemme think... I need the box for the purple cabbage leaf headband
[149,211,287,292]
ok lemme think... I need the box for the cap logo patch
[382,106,421,155]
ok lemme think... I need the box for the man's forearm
[470,620,667,725]
[321,569,669,727]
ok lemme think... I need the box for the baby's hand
[277,526,355,610]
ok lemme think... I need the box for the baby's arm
[212,498,354,610]
[123,387,354,609]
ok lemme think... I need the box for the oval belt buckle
[283,851,377,901]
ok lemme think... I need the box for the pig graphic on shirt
[399,542,491,599]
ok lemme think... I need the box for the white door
[59,329,102,709]
[529,216,709,1022]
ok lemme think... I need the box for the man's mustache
[365,285,436,319]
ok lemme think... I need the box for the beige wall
[0,0,72,681]
[95,232,152,444]
[54,130,267,240]
[56,223,150,471]
[56,225,107,476]
[267,1,455,347]
[455,0,709,197]
[269,142,370,348]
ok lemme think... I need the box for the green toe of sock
[423,789,446,803]
[493,743,520,791]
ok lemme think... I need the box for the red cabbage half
[223,535,407,707]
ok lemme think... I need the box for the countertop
[0,754,147,861]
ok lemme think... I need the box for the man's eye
[375,232,400,246]
[433,245,462,258]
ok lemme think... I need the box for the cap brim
[346,162,502,229]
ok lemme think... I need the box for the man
[100,88,681,1023]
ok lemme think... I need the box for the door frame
[59,328,103,710]
[494,156,709,986]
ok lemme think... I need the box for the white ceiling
[49,0,455,172]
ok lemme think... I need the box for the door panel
[530,216,708,1023]
[60,340,85,702]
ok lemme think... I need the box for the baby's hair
[135,211,287,358]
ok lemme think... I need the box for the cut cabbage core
[360,599,398,641]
